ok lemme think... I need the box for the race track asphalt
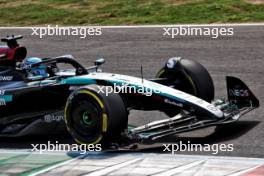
[0,25,263,158]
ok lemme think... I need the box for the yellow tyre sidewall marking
[156,68,165,78]
[184,74,197,96]
[79,90,104,109]
[156,68,197,96]
[64,89,108,144]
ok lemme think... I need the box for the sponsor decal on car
[229,89,250,97]
[0,99,6,106]
[164,99,183,107]
[0,76,13,81]
[44,114,64,123]
[0,90,12,106]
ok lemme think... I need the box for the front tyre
[64,85,128,145]
[156,57,215,117]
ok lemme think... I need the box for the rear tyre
[64,85,128,145]
[156,57,214,116]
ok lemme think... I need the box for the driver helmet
[23,57,48,78]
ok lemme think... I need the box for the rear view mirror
[95,58,105,66]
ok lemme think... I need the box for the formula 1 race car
[0,35,260,147]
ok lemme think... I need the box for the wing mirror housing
[95,58,105,66]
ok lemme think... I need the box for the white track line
[227,164,263,176]
[28,154,85,176]
[0,149,81,156]
[152,160,205,176]
[84,158,142,176]
[163,154,264,163]
[1,150,264,175]
[0,23,264,29]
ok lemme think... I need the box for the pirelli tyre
[64,85,128,145]
[156,57,214,117]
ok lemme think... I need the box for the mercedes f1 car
[0,35,260,146]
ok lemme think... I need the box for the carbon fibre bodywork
[0,56,259,141]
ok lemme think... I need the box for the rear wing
[226,76,259,108]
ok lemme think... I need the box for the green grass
[0,0,264,26]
